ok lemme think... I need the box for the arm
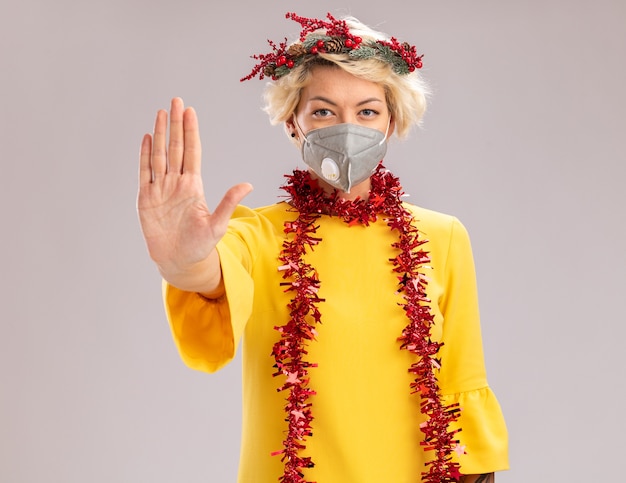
[438,218,509,474]
[461,474,494,483]
[137,97,252,296]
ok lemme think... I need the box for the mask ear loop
[379,116,392,146]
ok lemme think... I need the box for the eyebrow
[308,96,384,106]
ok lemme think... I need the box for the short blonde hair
[262,17,430,139]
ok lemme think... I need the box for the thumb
[211,182,254,232]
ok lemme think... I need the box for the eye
[360,108,379,118]
[313,108,333,118]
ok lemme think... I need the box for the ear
[284,116,300,142]
[284,117,301,146]
[283,122,293,137]
[285,117,296,133]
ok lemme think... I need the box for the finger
[139,133,153,188]
[211,183,254,232]
[168,97,185,175]
[151,109,168,178]
[182,106,202,175]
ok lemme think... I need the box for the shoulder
[253,201,292,219]
[401,202,475,273]
[228,201,289,220]
[227,202,293,238]
[403,202,469,242]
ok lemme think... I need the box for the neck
[284,163,403,225]
[308,170,372,201]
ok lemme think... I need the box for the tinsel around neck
[283,164,406,225]
[272,164,464,482]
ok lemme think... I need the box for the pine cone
[287,43,307,57]
[263,64,276,77]
[324,37,344,53]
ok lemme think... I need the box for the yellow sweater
[164,201,509,482]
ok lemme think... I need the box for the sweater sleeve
[437,217,509,474]
[162,206,259,373]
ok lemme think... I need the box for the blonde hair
[262,17,430,139]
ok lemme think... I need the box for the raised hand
[137,97,252,294]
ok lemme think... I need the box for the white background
[1,0,624,481]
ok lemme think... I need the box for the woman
[138,12,508,483]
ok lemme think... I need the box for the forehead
[300,65,386,104]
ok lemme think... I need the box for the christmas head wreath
[241,12,424,81]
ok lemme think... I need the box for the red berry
[310,46,318,54]
[345,39,354,48]
[276,55,287,66]
[354,36,362,44]
[287,60,294,68]
[317,40,325,48]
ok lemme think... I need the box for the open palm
[137,98,252,291]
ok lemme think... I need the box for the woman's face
[289,65,395,138]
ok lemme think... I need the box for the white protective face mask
[295,120,390,192]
